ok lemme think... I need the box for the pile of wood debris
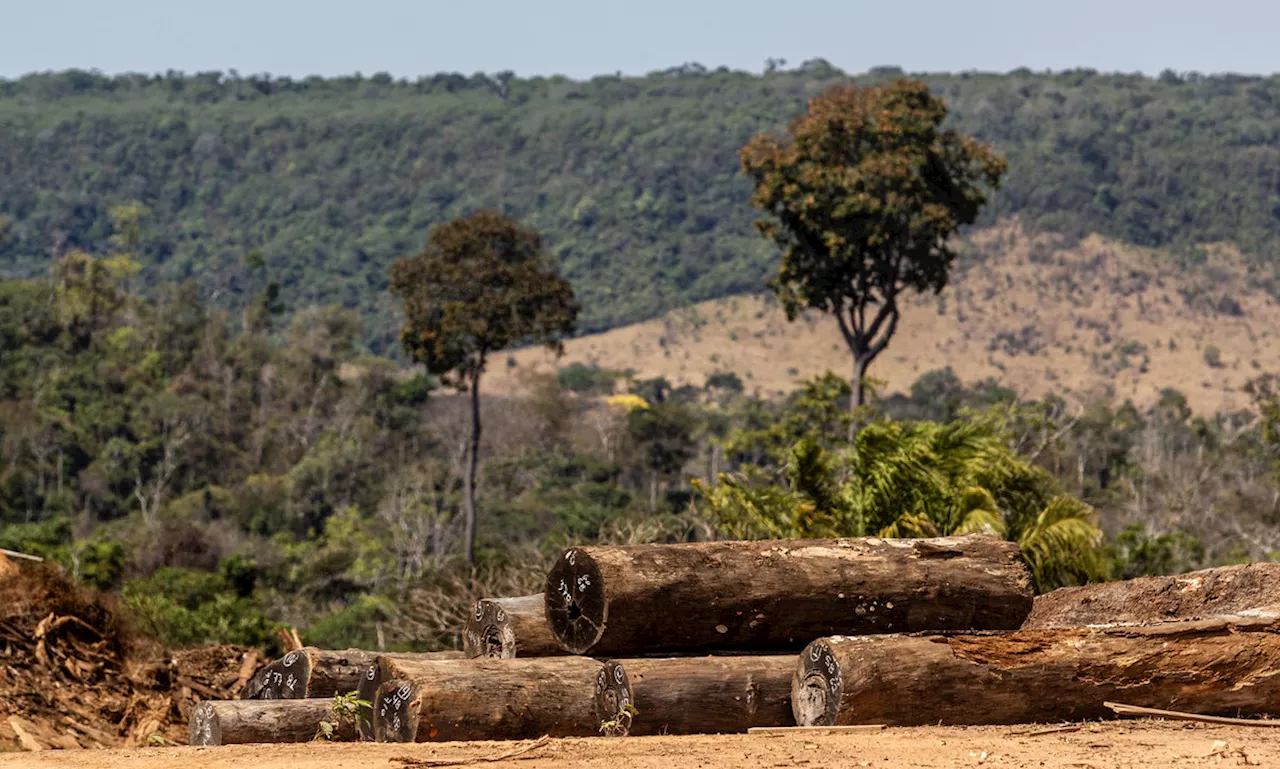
[0,553,257,751]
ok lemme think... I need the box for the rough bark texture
[371,656,603,742]
[240,648,462,701]
[188,700,356,746]
[1024,563,1280,629]
[351,651,463,740]
[545,534,1033,656]
[793,617,1280,727]
[464,594,562,659]
[595,656,797,735]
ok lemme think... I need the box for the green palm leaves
[696,407,1104,591]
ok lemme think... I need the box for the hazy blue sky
[4,0,1278,80]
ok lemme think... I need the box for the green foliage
[599,703,639,737]
[698,374,1106,590]
[558,362,620,395]
[5,68,1280,345]
[122,567,276,647]
[317,691,369,742]
[389,210,579,386]
[305,595,397,651]
[741,80,1006,406]
[1107,524,1206,580]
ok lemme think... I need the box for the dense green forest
[3,218,1278,652]
[2,64,1280,349]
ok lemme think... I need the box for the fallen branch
[0,548,44,562]
[391,734,552,766]
[747,725,887,735]
[1011,725,1083,736]
[1104,702,1280,728]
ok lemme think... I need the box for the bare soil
[4,721,1274,768]
[487,225,1276,415]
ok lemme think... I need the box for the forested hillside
[2,64,1280,348]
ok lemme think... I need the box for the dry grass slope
[489,225,1280,416]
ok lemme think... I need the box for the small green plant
[316,691,370,741]
[599,703,639,737]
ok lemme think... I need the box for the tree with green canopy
[389,211,578,563]
[740,79,1007,435]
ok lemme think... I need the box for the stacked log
[544,534,1034,656]
[371,655,604,742]
[241,647,461,700]
[1025,562,1280,629]
[594,656,796,735]
[464,594,562,659]
[189,700,356,746]
[792,616,1280,727]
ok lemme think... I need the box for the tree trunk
[849,354,872,442]
[595,656,796,735]
[463,373,482,564]
[1023,562,1280,629]
[189,700,356,746]
[793,616,1280,727]
[371,656,603,742]
[240,647,462,700]
[544,534,1033,656]
[464,594,563,659]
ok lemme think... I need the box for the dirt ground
[4,720,1273,769]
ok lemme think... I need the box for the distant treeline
[2,64,1279,349]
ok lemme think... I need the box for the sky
[3,0,1279,81]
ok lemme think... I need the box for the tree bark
[240,647,462,701]
[463,373,482,564]
[371,656,603,742]
[849,355,868,442]
[1023,562,1280,629]
[793,616,1280,727]
[464,594,563,659]
[189,700,356,746]
[595,656,796,735]
[544,534,1033,656]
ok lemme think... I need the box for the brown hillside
[488,226,1280,415]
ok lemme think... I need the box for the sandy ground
[4,720,1273,769]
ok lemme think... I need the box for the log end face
[373,678,420,743]
[794,640,842,727]
[463,600,487,658]
[594,661,633,728]
[545,548,606,655]
[188,702,220,746]
[355,663,381,741]
[250,649,313,700]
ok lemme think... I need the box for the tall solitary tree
[740,80,1006,435]
[389,211,578,563]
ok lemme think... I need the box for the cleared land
[490,226,1280,415]
[4,721,1275,768]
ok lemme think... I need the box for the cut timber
[240,647,462,700]
[188,700,356,745]
[355,652,464,741]
[792,616,1280,727]
[1024,562,1280,628]
[371,656,603,742]
[464,594,562,659]
[545,534,1033,655]
[595,656,797,735]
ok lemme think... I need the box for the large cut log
[240,647,462,700]
[464,594,562,659]
[544,534,1033,655]
[1024,562,1280,629]
[371,655,604,742]
[792,616,1280,727]
[188,700,356,745]
[595,655,797,735]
